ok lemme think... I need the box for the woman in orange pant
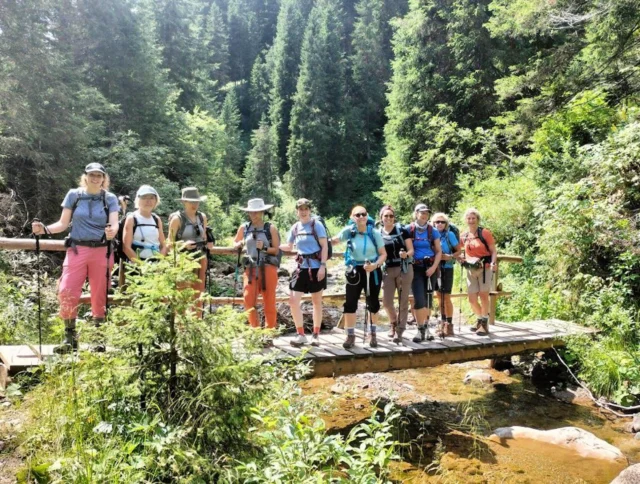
[233,198,280,329]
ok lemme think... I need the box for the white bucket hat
[240,198,274,212]
[136,185,159,198]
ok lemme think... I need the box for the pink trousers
[58,246,113,319]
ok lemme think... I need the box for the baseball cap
[85,163,106,174]
[136,185,159,198]
[296,198,312,209]
[414,203,431,213]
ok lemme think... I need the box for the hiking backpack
[380,222,408,262]
[291,215,333,260]
[461,226,492,262]
[345,215,380,267]
[115,213,161,263]
[408,222,436,251]
[243,221,283,267]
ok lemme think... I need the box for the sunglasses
[353,213,368,218]
[383,214,395,218]
[434,220,447,224]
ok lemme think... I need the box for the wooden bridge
[1,319,592,378]
[0,237,593,379]
[269,319,592,377]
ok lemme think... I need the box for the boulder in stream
[632,413,640,433]
[463,370,493,385]
[611,463,640,484]
[490,426,627,465]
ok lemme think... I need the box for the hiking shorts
[467,266,493,294]
[343,266,382,314]
[290,268,327,294]
[435,267,454,294]
[411,265,437,310]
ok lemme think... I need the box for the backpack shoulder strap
[264,221,272,245]
[152,213,160,228]
[477,226,491,252]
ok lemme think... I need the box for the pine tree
[201,2,231,96]
[243,116,279,201]
[218,89,245,205]
[285,0,349,214]
[267,0,313,173]
[380,0,499,213]
[248,51,272,129]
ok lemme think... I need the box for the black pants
[343,266,382,314]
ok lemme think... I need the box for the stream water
[302,361,637,483]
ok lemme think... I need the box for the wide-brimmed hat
[241,198,274,212]
[177,187,207,202]
[414,203,431,213]
[85,162,106,174]
[295,198,312,209]
[136,185,159,198]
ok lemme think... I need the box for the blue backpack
[345,215,380,268]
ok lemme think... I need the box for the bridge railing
[0,237,522,324]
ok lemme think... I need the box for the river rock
[331,383,348,395]
[463,370,493,384]
[490,426,627,464]
[550,386,592,405]
[0,364,8,391]
[611,463,640,484]
[632,413,640,433]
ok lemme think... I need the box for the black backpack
[115,213,161,263]
[243,221,283,267]
[292,216,333,260]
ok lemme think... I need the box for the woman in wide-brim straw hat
[233,198,280,329]
[168,187,214,315]
[32,163,120,353]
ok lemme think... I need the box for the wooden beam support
[310,336,566,378]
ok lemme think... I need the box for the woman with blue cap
[31,163,119,353]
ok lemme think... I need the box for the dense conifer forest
[1,0,639,481]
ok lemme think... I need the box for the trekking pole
[364,262,370,343]
[425,275,434,341]
[105,225,113,318]
[232,246,241,308]
[33,219,44,358]
[458,262,464,334]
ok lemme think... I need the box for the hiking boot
[343,333,356,349]
[470,318,483,333]
[393,329,404,344]
[92,317,106,352]
[436,321,447,338]
[54,320,77,354]
[387,322,396,339]
[444,322,455,337]
[369,332,378,348]
[310,334,320,347]
[476,319,489,336]
[413,326,426,343]
[291,334,308,347]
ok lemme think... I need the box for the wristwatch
[320,262,326,266]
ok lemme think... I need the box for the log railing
[0,237,522,323]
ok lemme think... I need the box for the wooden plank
[318,332,374,356]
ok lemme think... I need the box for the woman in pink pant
[32,163,119,353]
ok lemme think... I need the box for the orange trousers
[243,264,278,328]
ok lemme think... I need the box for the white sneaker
[291,334,308,347]
[310,334,320,347]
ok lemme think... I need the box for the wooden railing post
[489,263,500,325]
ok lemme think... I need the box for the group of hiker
[30,163,498,353]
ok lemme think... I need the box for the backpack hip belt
[65,236,109,253]
[414,256,434,267]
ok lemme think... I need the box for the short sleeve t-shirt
[380,224,411,267]
[62,188,119,241]
[462,227,495,260]
[287,219,328,269]
[409,223,441,261]
[439,230,459,269]
[337,225,384,264]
